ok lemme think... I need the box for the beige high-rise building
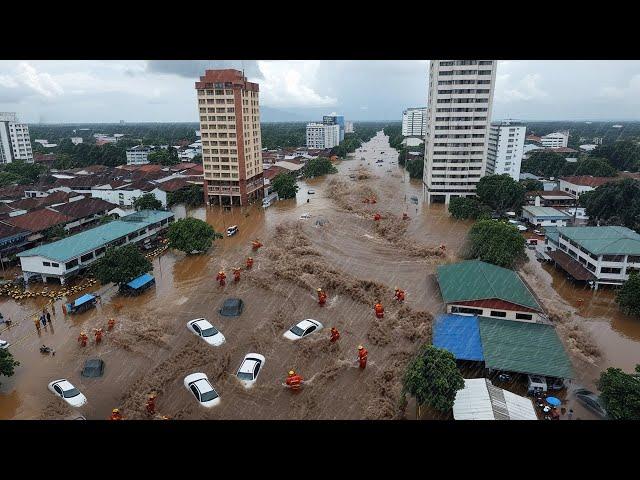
[422,60,497,204]
[195,69,264,206]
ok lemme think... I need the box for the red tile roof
[263,166,287,180]
[6,209,73,233]
[0,222,29,239]
[50,198,116,220]
[156,178,190,192]
[546,147,577,153]
[559,176,619,187]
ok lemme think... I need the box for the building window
[42,261,51,267]
[65,259,78,269]
[450,306,483,315]
[51,263,59,267]
[601,267,622,274]
[490,311,507,317]
[516,313,533,320]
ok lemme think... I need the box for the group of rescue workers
[77,318,116,347]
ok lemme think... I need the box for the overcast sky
[2,60,640,123]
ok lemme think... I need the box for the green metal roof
[18,210,173,263]
[522,206,570,218]
[436,260,541,311]
[545,226,559,245]
[557,226,640,255]
[477,316,574,379]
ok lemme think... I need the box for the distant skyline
[3,60,640,123]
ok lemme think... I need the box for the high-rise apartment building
[422,60,497,204]
[486,120,526,181]
[345,121,354,133]
[402,107,427,137]
[0,112,34,164]
[323,113,345,142]
[196,69,264,206]
[306,122,340,149]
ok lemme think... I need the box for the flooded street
[2,130,639,420]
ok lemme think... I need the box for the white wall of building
[486,121,526,181]
[402,107,427,137]
[541,131,569,148]
[90,187,167,207]
[0,112,33,163]
[126,146,151,165]
[306,123,340,149]
[559,179,594,197]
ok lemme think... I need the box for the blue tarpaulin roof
[433,314,484,361]
[73,294,95,307]
[126,273,154,290]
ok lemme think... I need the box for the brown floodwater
[1,131,637,420]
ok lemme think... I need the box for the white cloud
[600,74,640,101]
[496,72,548,102]
[14,62,63,97]
[255,60,337,108]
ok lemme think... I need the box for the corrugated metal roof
[453,378,537,420]
[522,206,570,218]
[432,314,484,361]
[436,260,542,312]
[557,226,640,255]
[126,273,154,289]
[18,210,173,262]
[478,316,574,379]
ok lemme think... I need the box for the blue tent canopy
[73,294,95,307]
[126,273,154,290]
[433,314,484,361]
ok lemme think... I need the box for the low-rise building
[559,176,619,198]
[541,131,569,148]
[453,378,537,420]
[546,225,640,288]
[17,210,174,284]
[521,206,571,227]
[436,260,544,322]
[126,145,151,165]
[525,190,576,207]
[70,137,84,145]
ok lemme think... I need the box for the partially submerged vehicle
[236,353,265,388]
[48,379,87,407]
[262,192,279,208]
[219,298,244,317]
[187,318,225,346]
[574,388,608,419]
[283,319,324,340]
[64,294,97,314]
[226,225,239,237]
[120,273,155,296]
[184,373,220,408]
[81,358,105,378]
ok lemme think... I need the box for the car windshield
[237,372,253,381]
[290,325,304,336]
[201,326,219,337]
[63,388,81,398]
[200,389,219,402]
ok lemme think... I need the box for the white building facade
[423,60,497,204]
[541,131,569,148]
[306,123,340,149]
[486,120,526,181]
[0,112,34,164]
[126,146,151,165]
[402,107,427,137]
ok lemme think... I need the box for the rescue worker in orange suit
[330,327,340,343]
[78,332,88,347]
[374,301,384,319]
[317,288,327,306]
[370,197,377,204]
[439,244,446,252]
[363,198,370,204]
[233,268,241,283]
[402,212,409,220]
[373,213,381,221]
[252,239,263,250]
[246,257,254,269]
[146,394,156,416]
[94,328,104,344]
[110,408,123,420]
[357,345,368,369]
[107,318,116,331]
[216,270,226,287]
[286,370,303,391]
[394,287,406,303]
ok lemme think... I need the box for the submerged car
[48,379,87,407]
[226,225,239,237]
[574,388,608,419]
[308,189,316,194]
[186,318,225,346]
[219,298,244,317]
[184,373,220,407]
[236,353,266,388]
[0,339,9,349]
[81,358,105,378]
[283,319,324,340]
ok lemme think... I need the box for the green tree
[570,157,617,177]
[167,217,222,254]
[520,179,544,191]
[167,185,204,207]
[148,149,179,166]
[0,171,22,187]
[580,178,640,231]
[191,154,202,164]
[303,157,337,178]
[521,151,568,177]
[449,197,482,220]
[593,140,640,171]
[616,272,640,316]
[596,364,640,420]
[90,244,152,286]
[133,193,163,211]
[0,348,20,386]
[402,344,465,413]
[271,173,299,199]
[2,161,47,184]
[406,158,424,179]
[468,219,526,268]
[53,153,77,170]
[44,225,67,241]
[476,174,526,214]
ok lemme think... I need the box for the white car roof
[193,319,213,329]
[193,378,214,394]
[239,359,258,374]
[56,380,75,391]
[297,319,318,330]
[228,225,238,229]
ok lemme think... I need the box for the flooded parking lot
[1,131,639,420]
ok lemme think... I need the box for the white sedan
[48,379,87,408]
[236,353,266,388]
[283,319,324,340]
[0,339,9,349]
[184,373,220,407]
[186,318,225,347]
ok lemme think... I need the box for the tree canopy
[476,175,526,214]
[0,161,47,186]
[580,178,640,231]
[520,179,544,191]
[148,148,179,166]
[0,348,20,386]
[468,219,526,268]
[133,193,163,211]
[521,151,617,178]
[167,185,204,207]
[448,196,489,220]
[616,272,640,316]
[271,173,298,199]
[593,140,640,171]
[167,217,222,254]
[596,364,640,420]
[402,344,465,413]
[302,157,337,178]
[406,158,424,179]
[91,244,152,285]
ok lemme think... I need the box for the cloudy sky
[2,60,640,123]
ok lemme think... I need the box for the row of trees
[580,178,640,231]
[521,151,617,178]
[0,161,47,187]
[449,174,526,221]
